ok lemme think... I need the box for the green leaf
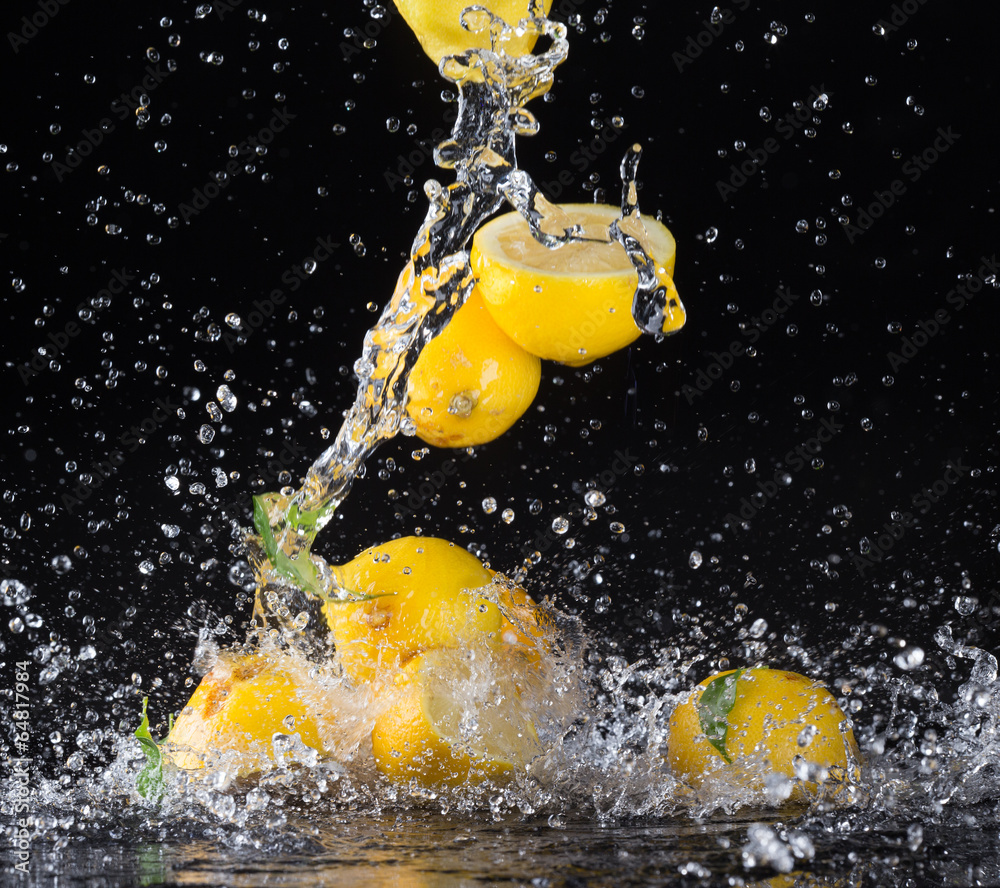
[253,494,278,565]
[695,668,745,764]
[134,697,166,801]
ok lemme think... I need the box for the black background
[2,0,999,755]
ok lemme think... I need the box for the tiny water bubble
[894,646,925,670]
[689,550,703,569]
[482,497,497,514]
[502,508,515,524]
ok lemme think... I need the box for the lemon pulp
[471,203,684,366]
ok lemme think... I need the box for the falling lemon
[371,647,542,786]
[471,202,684,366]
[406,287,541,448]
[667,667,860,798]
[325,536,548,685]
[392,0,554,66]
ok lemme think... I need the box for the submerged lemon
[165,650,328,772]
[392,0,554,66]
[371,647,542,786]
[325,536,546,685]
[471,203,684,366]
[406,288,541,448]
[667,668,860,797]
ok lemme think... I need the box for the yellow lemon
[406,288,541,448]
[392,0,554,66]
[325,536,546,685]
[471,202,684,366]
[165,649,328,772]
[371,647,541,786]
[667,668,860,796]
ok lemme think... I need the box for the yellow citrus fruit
[371,647,542,786]
[392,0,554,66]
[165,649,328,772]
[667,668,860,796]
[471,203,684,366]
[406,288,541,448]
[324,536,546,685]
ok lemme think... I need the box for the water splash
[247,2,677,635]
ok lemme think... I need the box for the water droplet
[216,384,237,412]
[501,508,515,524]
[552,516,570,535]
[689,550,703,569]
[894,647,924,670]
[482,497,497,514]
[584,490,606,508]
[954,596,977,616]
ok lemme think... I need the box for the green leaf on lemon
[695,668,745,764]
[135,697,167,801]
[252,493,383,605]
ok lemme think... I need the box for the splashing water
[248,2,678,632]
[5,2,1000,884]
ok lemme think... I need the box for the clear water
[3,1,999,885]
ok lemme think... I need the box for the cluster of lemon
[158,0,860,801]
[407,202,683,448]
[167,537,549,785]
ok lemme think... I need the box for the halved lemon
[392,0,554,66]
[371,647,542,786]
[406,287,541,448]
[471,203,684,366]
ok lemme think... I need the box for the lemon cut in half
[471,203,684,366]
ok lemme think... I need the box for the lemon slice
[371,647,542,786]
[471,203,684,366]
[393,0,554,65]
